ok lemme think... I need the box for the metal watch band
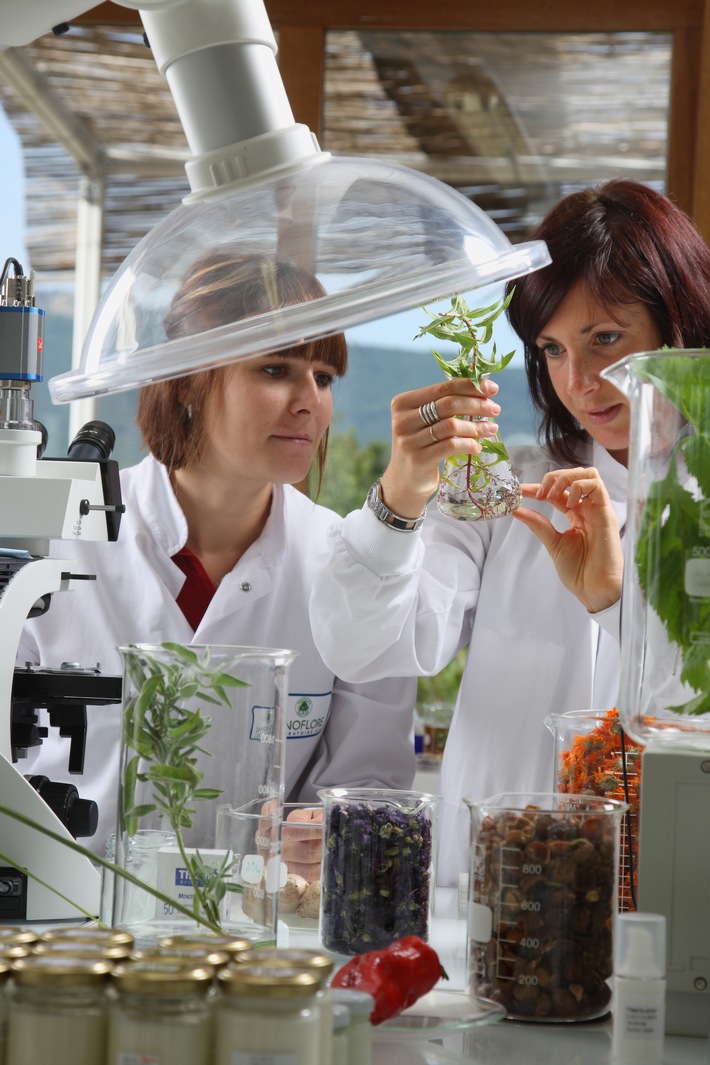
[366,479,427,532]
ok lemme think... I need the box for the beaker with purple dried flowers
[317,788,440,956]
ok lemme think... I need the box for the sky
[1,106,28,267]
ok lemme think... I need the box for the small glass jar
[236,947,334,1065]
[331,1003,351,1065]
[330,988,374,1065]
[215,964,322,1065]
[0,961,11,1065]
[108,961,214,1065]
[7,955,112,1065]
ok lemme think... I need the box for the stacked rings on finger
[419,400,440,426]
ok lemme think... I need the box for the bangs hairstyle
[136,252,347,478]
[505,179,710,464]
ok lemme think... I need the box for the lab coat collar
[135,456,288,569]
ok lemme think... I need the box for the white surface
[281,889,710,1064]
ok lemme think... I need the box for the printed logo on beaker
[250,704,274,743]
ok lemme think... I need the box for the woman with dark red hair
[311,179,710,885]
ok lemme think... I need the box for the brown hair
[506,179,710,464]
[136,252,347,483]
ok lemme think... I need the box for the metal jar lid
[11,955,113,987]
[111,960,214,996]
[217,964,321,999]
[0,926,40,947]
[158,933,252,959]
[32,940,133,961]
[40,927,135,948]
[236,947,334,979]
[131,946,231,970]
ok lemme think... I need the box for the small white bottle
[612,912,666,1063]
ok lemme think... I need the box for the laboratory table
[284,886,709,1065]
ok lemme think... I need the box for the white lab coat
[17,455,416,854]
[309,440,627,885]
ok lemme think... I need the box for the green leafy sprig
[122,642,248,930]
[416,291,519,515]
[416,290,516,390]
[633,354,710,716]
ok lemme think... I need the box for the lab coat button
[240,582,252,592]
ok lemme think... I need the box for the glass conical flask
[417,292,522,521]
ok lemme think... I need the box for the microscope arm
[0,558,100,920]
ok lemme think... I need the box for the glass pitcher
[601,350,710,746]
[112,643,295,947]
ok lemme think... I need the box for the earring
[185,404,193,420]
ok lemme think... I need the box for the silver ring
[429,424,440,443]
[419,401,440,427]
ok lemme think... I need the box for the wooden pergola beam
[72,0,710,238]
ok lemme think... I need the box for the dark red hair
[506,179,710,463]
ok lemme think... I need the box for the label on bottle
[231,1055,297,1065]
[619,1001,664,1037]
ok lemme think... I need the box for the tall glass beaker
[465,792,626,1022]
[113,643,295,947]
[602,350,710,745]
[544,709,642,912]
[603,349,710,1036]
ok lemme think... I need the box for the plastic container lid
[48,155,549,402]
[330,987,375,1018]
[615,913,666,979]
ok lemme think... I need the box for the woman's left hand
[512,467,623,614]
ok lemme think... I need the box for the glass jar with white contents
[108,961,214,1065]
[235,947,334,1065]
[7,955,112,1065]
[214,964,322,1065]
[0,961,11,1065]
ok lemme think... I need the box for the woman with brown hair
[18,251,417,855]
[310,179,710,885]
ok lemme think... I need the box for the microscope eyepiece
[67,420,116,462]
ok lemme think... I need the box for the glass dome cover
[49,155,550,402]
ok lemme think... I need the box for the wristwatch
[366,479,427,532]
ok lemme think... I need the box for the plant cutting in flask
[121,642,248,931]
[417,291,521,521]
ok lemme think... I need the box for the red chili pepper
[331,935,448,1024]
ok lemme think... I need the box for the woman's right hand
[377,377,502,519]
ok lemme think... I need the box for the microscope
[0,257,123,920]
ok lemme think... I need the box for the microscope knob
[26,776,99,839]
